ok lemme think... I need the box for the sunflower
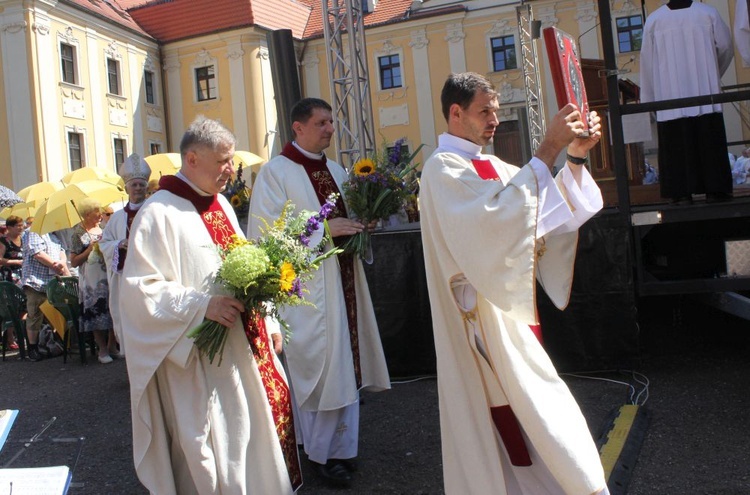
[279,261,296,292]
[230,195,242,208]
[353,158,375,176]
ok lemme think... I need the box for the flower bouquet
[342,138,423,263]
[221,163,252,217]
[187,194,341,365]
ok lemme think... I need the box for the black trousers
[657,113,732,199]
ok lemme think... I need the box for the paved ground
[1,298,748,494]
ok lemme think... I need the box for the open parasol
[0,184,22,209]
[145,153,182,182]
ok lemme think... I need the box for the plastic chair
[46,276,95,364]
[0,281,27,361]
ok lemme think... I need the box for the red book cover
[543,26,590,134]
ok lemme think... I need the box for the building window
[150,142,161,155]
[68,132,83,170]
[107,58,120,95]
[378,55,402,90]
[616,15,643,52]
[195,65,217,101]
[61,43,76,85]
[144,70,155,104]
[113,138,126,169]
[491,35,517,72]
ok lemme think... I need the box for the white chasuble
[120,188,294,495]
[420,133,606,495]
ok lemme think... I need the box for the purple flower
[299,234,310,247]
[389,139,405,166]
[290,278,303,297]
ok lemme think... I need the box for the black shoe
[706,192,732,203]
[329,458,358,472]
[311,460,352,487]
[27,348,42,362]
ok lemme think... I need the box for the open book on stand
[543,26,590,136]
[0,466,71,494]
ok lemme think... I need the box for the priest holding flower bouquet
[120,116,301,494]
[248,98,390,489]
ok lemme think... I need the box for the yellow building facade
[1,0,748,191]
[0,0,165,190]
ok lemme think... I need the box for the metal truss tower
[516,3,546,153]
[322,0,376,168]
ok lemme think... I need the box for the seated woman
[69,198,118,364]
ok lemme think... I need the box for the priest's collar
[292,141,326,160]
[127,201,145,211]
[176,171,213,197]
[438,132,484,159]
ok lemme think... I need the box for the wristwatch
[566,153,588,165]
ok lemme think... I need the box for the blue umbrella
[0,184,22,209]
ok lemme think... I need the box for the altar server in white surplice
[100,153,151,357]
[120,117,298,495]
[640,0,734,204]
[420,72,609,495]
[248,98,390,489]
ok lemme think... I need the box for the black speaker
[266,30,302,146]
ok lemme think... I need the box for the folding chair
[46,276,95,364]
[0,281,27,361]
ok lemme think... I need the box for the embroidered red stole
[281,143,362,388]
[471,158,533,467]
[159,175,302,489]
[116,204,139,271]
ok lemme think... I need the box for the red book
[543,26,590,135]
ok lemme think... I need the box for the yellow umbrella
[32,180,128,234]
[16,181,63,204]
[0,201,38,220]
[145,153,182,182]
[62,167,124,188]
[233,151,265,187]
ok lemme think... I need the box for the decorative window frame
[485,20,519,73]
[64,125,88,171]
[143,54,159,106]
[104,40,124,97]
[111,132,129,173]
[373,40,405,92]
[611,1,642,55]
[148,140,164,156]
[57,28,82,89]
[191,49,220,103]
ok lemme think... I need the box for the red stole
[471,158,534,467]
[116,204,140,271]
[280,143,362,388]
[472,159,544,346]
[159,175,302,489]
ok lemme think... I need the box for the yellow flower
[354,158,375,176]
[226,234,249,252]
[230,195,242,208]
[279,261,296,292]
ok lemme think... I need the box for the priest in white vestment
[120,117,295,494]
[100,153,152,357]
[420,72,609,495]
[248,98,390,488]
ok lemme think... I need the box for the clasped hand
[206,295,245,327]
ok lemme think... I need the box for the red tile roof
[62,0,151,37]
[126,0,310,43]
[70,0,464,44]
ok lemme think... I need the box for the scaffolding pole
[322,0,375,168]
[516,3,546,153]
